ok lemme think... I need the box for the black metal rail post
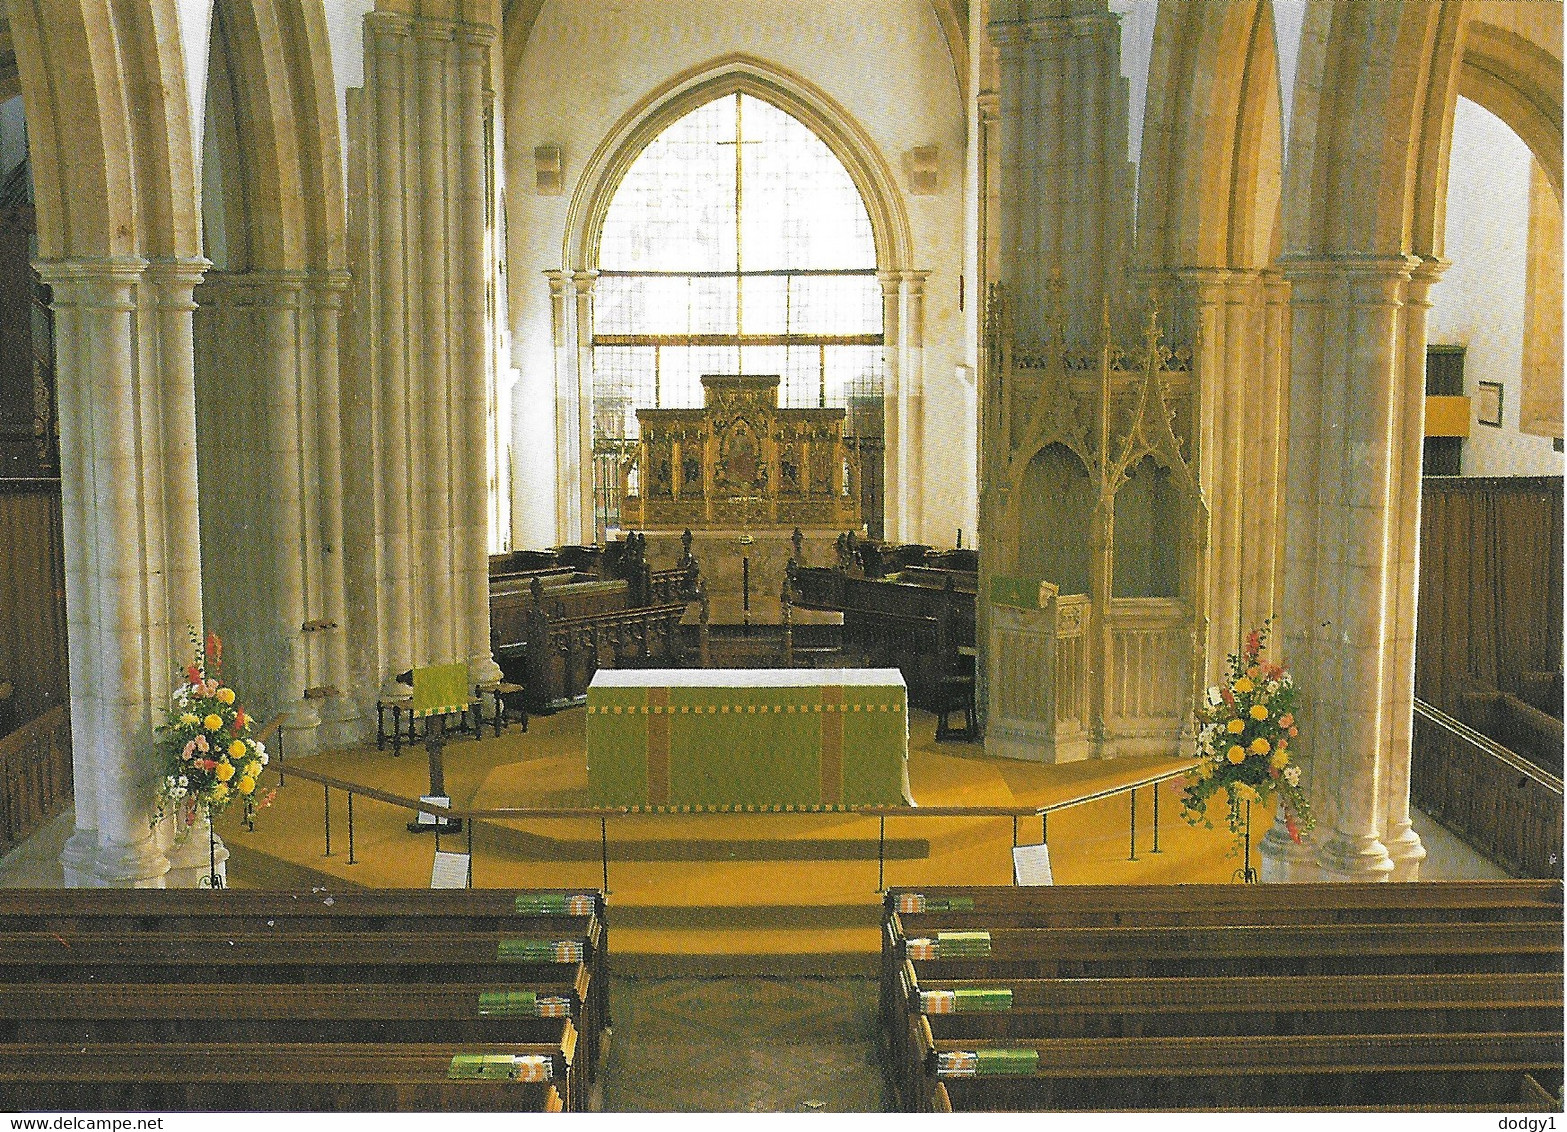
[1128,787,1138,861]
[877,815,886,892]
[323,784,332,856]
[347,792,356,865]
[600,816,610,894]
[467,819,475,887]
[276,726,285,786]
[1151,781,1161,853]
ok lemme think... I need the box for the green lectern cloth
[586,668,912,810]
[412,662,471,719]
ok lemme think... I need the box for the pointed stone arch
[563,54,913,273]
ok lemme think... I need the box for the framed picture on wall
[1476,381,1504,428]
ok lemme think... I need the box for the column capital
[977,91,1000,120]
[569,268,599,295]
[1275,253,1421,285]
[877,269,903,297]
[544,268,571,297]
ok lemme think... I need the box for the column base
[1258,815,1323,883]
[163,815,230,889]
[60,826,170,888]
[318,692,370,750]
[1314,829,1396,881]
[469,653,503,687]
[1382,818,1427,882]
[279,699,323,759]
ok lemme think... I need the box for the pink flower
[194,734,209,753]
[182,740,197,760]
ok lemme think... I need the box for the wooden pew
[885,881,1565,925]
[0,888,611,1074]
[891,921,1564,981]
[924,1030,1564,1112]
[0,982,585,1050]
[0,1042,572,1113]
[0,928,605,1075]
[889,967,1563,1108]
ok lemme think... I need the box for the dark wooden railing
[1412,698,1564,879]
[0,704,71,855]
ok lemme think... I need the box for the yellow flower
[203,714,223,731]
[209,783,230,803]
[237,775,256,796]
[1233,677,1254,694]
[228,739,247,760]
[1249,703,1269,721]
[1233,782,1260,805]
[1270,751,1289,770]
[214,761,235,782]
[1195,762,1213,779]
[244,761,260,779]
[1249,737,1271,755]
[179,713,199,727]
[1226,718,1246,734]
[217,687,236,705]
[1226,745,1245,764]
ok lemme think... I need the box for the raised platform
[217,706,1238,968]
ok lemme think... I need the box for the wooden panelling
[0,705,71,855]
[0,480,67,729]
[1412,699,1564,879]
[1417,476,1564,719]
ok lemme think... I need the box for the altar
[586,668,913,810]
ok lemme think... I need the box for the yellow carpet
[218,707,1260,963]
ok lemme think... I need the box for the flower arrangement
[153,629,273,833]
[1180,623,1314,849]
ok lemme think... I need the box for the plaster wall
[1430,97,1565,477]
[503,0,970,549]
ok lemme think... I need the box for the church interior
[0,0,1562,1115]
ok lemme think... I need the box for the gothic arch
[1282,0,1468,262]
[8,0,201,260]
[1460,14,1563,201]
[1137,0,1283,271]
[563,54,914,272]
[203,0,346,272]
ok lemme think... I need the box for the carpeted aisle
[601,976,889,1112]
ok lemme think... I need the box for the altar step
[473,819,929,862]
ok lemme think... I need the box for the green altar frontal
[586,668,912,810]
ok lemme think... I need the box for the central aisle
[600,976,889,1112]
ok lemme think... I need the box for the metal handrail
[255,714,1200,891]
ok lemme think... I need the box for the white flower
[254,741,266,757]
[1204,686,1222,708]
[258,752,269,766]
[1283,765,1301,786]
[177,776,188,788]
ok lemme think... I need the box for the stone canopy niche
[620,375,863,625]
[980,290,1206,762]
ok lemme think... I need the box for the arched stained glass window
[592,93,885,447]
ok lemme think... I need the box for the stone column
[544,269,575,541]
[1280,255,1420,882]
[43,256,208,887]
[365,13,414,693]
[1379,258,1444,880]
[359,10,499,687]
[571,269,598,543]
[988,0,1134,346]
[306,272,362,746]
[900,270,928,543]
[878,269,904,540]
[458,29,501,685]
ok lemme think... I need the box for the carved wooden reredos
[621,375,862,531]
